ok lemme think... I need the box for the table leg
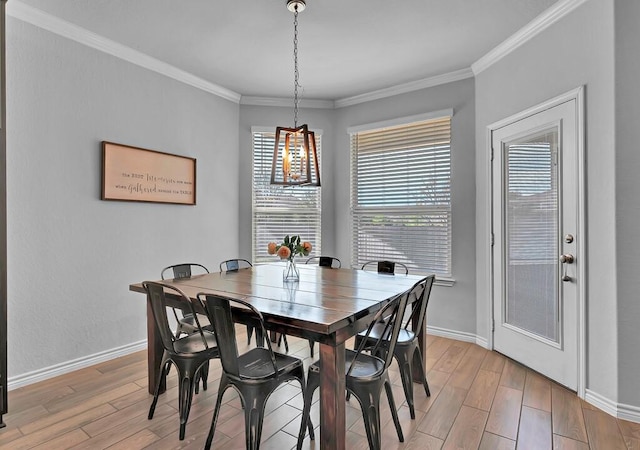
[319,342,346,450]
[146,294,165,395]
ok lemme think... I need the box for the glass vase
[283,258,300,282]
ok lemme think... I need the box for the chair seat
[357,323,415,345]
[308,349,385,381]
[174,330,218,354]
[238,347,303,379]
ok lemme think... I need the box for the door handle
[560,254,575,281]
[559,254,574,264]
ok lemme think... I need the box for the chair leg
[413,347,431,397]
[308,340,314,357]
[205,374,230,450]
[177,371,199,440]
[242,387,271,450]
[384,378,404,442]
[349,384,383,450]
[277,333,289,352]
[284,335,289,352]
[148,360,169,420]
[247,325,254,345]
[297,369,319,450]
[255,327,265,348]
[200,360,209,392]
[396,349,417,419]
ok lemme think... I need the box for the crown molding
[334,68,474,108]
[472,0,590,75]
[8,0,589,106]
[240,96,334,109]
[7,1,241,103]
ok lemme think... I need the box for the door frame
[485,86,586,397]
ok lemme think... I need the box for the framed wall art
[101,141,196,205]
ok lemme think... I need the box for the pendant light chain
[293,6,299,128]
[271,0,320,187]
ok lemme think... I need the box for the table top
[130,263,422,338]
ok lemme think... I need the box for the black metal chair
[303,255,341,357]
[362,260,409,275]
[219,258,253,273]
[354,275,435,419]
[143,281,219,441]
[297,290,410,450]
[305,255,341,268]
[198,293,314,450]
[219,259,269,347]
[160,263,211,337]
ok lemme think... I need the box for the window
[350,111,452,277]
[252,127,322,263]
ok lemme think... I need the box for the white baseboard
[427,325,489,348]
[585,389,640,424]
[7,340,147,391]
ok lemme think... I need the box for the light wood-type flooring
[1,330,638,449]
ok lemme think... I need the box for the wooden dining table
[130,262,424,449]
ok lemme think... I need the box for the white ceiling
[14,0,559,102]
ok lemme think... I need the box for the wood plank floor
[1,331,638,449]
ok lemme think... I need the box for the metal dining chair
[161,263,213,393]
[220,258,291,353]
[143,281,219,441]
[354,275,435,419]
[219,258,252,273]
[305,255,341,268]
[303,255,342,357]
[198,293,314,450]
[297,290,410,450]
[160,263,211,337]
[361,260,409,275]
[219,259,257,344]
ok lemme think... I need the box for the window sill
[434,277,456,287]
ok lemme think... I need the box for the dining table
[130,262,425,449]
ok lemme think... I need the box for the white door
[492,93,583,390]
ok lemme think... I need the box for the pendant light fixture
[270,0,321,187]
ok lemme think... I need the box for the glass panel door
[504,128,559,342]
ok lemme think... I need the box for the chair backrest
[361,260,409,275]
[143,281,210,353]
[219,259,253,273]
[403,275,435,335]
[348,290,409,376]
[161,263,209,280]
[198,294,278,378]
[305,256,341,268]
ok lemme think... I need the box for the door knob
[559,254,574,264]
[560,254,575,282]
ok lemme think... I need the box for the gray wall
[615,0,640,407]
[239,79,477,336]
[7,18,240,377]
[475,0,618,400]
[333,78,477,335]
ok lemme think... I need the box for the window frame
[251,126,322,264]
[348,110,453,281]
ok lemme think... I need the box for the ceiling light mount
[287,0,306,13]
[271,0,320,187]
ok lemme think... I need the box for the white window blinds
[350,115,452,277]
[252,129,322,263]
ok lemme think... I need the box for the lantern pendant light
[270,0,321,187]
